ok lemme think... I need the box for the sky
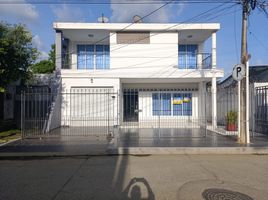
[0,0,267,79]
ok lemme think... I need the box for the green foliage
[31,60,54,74]
[226,111,237,124]
[31,44,55,74]
[0,22,38,88]
[49,44,55,67]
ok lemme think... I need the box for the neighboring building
[51,22,224,132]
[217,65,268,134]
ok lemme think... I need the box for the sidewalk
[1,130,268,157]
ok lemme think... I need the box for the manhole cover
[202,188,254,200]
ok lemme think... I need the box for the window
[152,93,171,116]
[173,93,192,116]
[77,44,110,69]
[178,44,198,69]
[152,93,192,116]
[117,32,150,44]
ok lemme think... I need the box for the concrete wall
[60,77,120,127]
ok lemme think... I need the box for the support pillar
[55,30,62,75]
[211,32,217,129]
[212,32,217,68]
[212,77,217,129]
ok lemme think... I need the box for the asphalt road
[0,155,268,200]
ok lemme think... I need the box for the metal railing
[215,84,268,137]
[178,53,212,69]
[254,86,268,135]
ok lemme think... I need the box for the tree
[0,22,38,90]
[31,44,55,74]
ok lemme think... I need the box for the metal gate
[254,86,268,135]
[21,88,209,138]
[21,88,119,138]
[120,88,207,138]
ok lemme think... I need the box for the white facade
[53,22,224,129]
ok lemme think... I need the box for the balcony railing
[178,53,212,69]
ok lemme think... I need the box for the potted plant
[226,111,237,131]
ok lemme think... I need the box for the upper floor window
[178,44,198,69]
[77,44,110,70]
[117,32,150,44]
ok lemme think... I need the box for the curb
[0,138,21,147]
[106,147,268,155]
[1,147,268,158]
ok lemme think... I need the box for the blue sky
[0,0,267,78]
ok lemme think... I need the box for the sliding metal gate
[21,88,119,138]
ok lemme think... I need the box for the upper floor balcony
[55,22,220,78]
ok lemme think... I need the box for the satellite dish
[98,14,109,23]
[133,15,142,23]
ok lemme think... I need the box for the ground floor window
[152,93,192,116]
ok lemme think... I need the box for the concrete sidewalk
[1,132,268,157]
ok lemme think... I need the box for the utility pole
[239,0,250,143]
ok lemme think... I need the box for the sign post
[232,63,250,143]
[232,64,245,81]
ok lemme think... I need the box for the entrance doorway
[123,90,138,122]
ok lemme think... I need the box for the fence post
[205,88,207,137]
[21,90,25,139]
[107,91,110,136]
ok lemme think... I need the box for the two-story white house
[52,22,224,134]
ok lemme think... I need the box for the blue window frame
[152,93,192,116]
[161,93,171,115]
[77,44,110,69]
[152,93,160,116]
[178,44,198,69]
[183,93,192,116]
[173,93,183,116]
[152,93,171,116]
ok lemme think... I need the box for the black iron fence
[254,86,268,135]
[21,88,211,138]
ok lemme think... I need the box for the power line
[109,2,239,53]
[249,28,268,52]
[53,0,173,60]
[63,2,240,68]
[0,0,241,4]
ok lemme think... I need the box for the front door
[123,90,138,122]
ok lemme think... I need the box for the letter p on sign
[232,64,245,81]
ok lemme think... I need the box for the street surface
[0,155,268,200]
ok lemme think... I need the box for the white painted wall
[61,77,120,127]
[110,32,178,70]
[62,31,225,80]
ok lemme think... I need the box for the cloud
[32,35,49,60]
[0,0,38,23]
[51,4,85,22]
[110,0,185,23]
[32,35,44,50]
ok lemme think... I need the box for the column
[211,32,217,128]
[212,77,217,128]
[55,30,62,74]
[212,32,217,69]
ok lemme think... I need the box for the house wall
[110,32,178,70]
[60,77,120,127]
[66,32,205,72]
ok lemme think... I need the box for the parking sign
[232,64,245,81]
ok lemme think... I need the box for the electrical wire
[0,0,241,4]
[63,2,241,68]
